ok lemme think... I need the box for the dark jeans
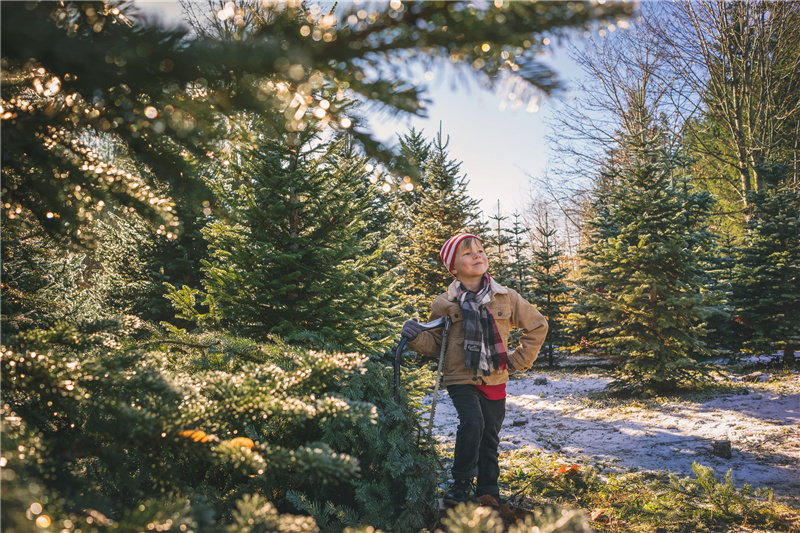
[447,384,506,497]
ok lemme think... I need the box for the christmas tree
[531,214,572,367]
[393,129,485,315]
[729,165,800,366]
[504,213,536,298]
[577,108,718,393]
[485,202,514,286]
[167,130,395,352]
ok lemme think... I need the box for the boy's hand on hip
[401,318,422,340]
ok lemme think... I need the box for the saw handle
[393,316,450,405]
[393,336,409,404]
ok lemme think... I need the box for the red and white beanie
[440,233,482,272]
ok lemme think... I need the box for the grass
[498,448,799,532]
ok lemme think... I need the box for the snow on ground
[424,369,800,505]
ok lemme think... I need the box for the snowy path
[426,370,800,505]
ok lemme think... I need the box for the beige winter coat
[407,277,548,387]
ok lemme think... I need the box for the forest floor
[425,356,800,509]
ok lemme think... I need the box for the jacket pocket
[489,304,512,343]
[490,304,512,321]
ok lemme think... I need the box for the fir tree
[395,127,434,207]
[1,319,435,532]
[0,218,105,336]
[485,202,514,286]
[394,129,485,314]
[702,233,739,355]
[577,108,718,393]
[88,211,207,324]
[491,211,537,355]
[167,130,395,352]
[729,165,800,366]
[531,213,571,367]
[504,213,536,297]
[1,0,633,245]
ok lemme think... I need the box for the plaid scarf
[457,274,509,375]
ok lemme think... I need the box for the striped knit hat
[440,233,482,272]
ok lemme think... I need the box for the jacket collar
[446,276,508,301]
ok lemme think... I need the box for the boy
[401,233,547,505]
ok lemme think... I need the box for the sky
[366,54,577,220]
[134,1,586,219]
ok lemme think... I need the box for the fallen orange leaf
[229,437,255,450]
[178,429,213,443]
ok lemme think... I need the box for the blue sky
[135,1,585,219]
[368,49,580,219]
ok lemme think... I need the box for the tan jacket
[408,278,548,387]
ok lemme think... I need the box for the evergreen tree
[702,233,739,355]
[395,127,434,206]
[89,212,162,317]
[485,202,514,286]
[395,129,485,315]
[167,130,395,351]
[88,210,208,325]
[1,0,633,245]
[491,211,536,356]
[0,218,108,336]
[577,108,718,394]
[505,212,536,298]
[729,165,800,366]
[384,127,434,280]
[1,321,437,532]
[531,213,571,367]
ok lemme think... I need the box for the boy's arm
[508,293,548,372]
[406,311,444,358]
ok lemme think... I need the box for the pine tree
[394,129,485,315]
[485,202,514,286]
[702,233,739,355]
[1,0,633,245]
[0,217,106,336]
[88,211,200,324]
[1,319,437,532]
[491,211,536,356]
[729,165,800,366]
[505,212,536,297]
[395,127,434,207]
[577,108,718,394]
[531,213,571,367]
[166,130,394,351]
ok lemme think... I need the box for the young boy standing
[401,233,548,505]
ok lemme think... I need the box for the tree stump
[743,372,763,383]
[712,439,732,459]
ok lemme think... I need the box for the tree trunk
[785,343,796,367]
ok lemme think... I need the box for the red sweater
[475,383,506,400]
